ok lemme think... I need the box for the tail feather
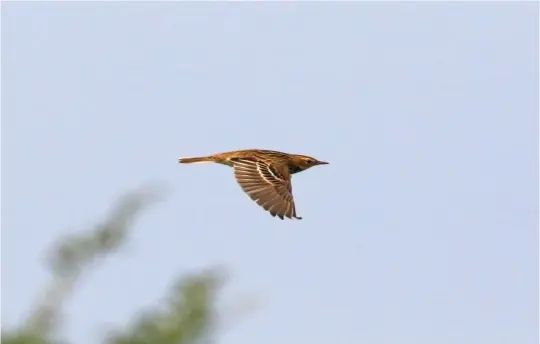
[178,156,215,164]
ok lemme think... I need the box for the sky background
[2,2,538,344]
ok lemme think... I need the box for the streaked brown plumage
[178,149,328,220]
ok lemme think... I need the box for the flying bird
[178,149,328,220]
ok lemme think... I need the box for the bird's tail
[178,156,216,164]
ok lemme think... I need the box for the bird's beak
[317,161,329,165]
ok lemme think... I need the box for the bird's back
[214,149,294,162]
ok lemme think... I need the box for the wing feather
[231,158,301,219]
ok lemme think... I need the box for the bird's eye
[305,159,313,164]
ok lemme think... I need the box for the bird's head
[291,154,329,171]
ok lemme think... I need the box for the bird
[178,149,328,220]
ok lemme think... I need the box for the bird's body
[178,149,328,220]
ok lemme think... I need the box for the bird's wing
[231,158,301,220]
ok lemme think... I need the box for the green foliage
[105,268,222,344]
[2,184,246,344]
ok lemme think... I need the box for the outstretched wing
[231,158,301,220]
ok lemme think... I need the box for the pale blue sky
[2,2,538,344]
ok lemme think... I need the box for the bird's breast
[289,165,303,174]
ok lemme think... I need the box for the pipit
[178,149,328,219]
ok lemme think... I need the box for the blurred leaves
[106,268,224,344]
[50,184,166,277]
[2,184,248,344]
